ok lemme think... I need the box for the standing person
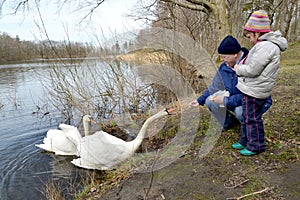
[190,35,272,131]
[233,10,288,156]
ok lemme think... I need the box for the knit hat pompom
[244,10,270,33]
[217,35,241,54]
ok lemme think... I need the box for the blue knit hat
[218,35,241,54]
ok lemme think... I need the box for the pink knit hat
[244,10,270,33]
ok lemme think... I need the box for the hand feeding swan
[35,115,94,156]
[71,108,175,170]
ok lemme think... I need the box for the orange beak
[166,107,176,114]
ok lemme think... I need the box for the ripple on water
[0,109,80,200]
[0,125,85,200]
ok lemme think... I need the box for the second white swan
[35,115,94,156]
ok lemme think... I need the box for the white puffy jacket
[236,30,288,99]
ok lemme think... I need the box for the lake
[0,60,122,200]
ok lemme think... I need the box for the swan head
[149,107,176,120]
[165,107,176,115]
[82,115,96,124]
[82,115,97,136]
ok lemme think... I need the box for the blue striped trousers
[239,94,267,153]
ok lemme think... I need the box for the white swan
[35,115,93,156]
[71,108,175,170]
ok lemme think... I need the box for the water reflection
[48,154,78,179]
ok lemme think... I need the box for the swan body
[35,127,79,155]
[71,108,175,170]
[35,115,93,156]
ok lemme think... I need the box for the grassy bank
[69,42,300,200]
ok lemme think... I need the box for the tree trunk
[160,0,230,43]
[283,0,296,39]
[212,0,230,40]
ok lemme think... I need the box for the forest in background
[0,32,130,64]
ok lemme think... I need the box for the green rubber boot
[240,148,257,156]
[231,143,245,150]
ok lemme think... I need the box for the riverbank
[77,43,300,200]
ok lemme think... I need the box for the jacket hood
[259,30,288,51]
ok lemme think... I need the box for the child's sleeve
[236,43,273,78]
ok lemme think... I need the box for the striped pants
[239,94,267,153]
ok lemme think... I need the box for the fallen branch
[224,179,249,189]
[226,187,273,200]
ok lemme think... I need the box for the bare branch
[224,179,249,189]
[14,0,29,14]
[0,0,30,15]
[79,0,105,23]
[160,0,212,13]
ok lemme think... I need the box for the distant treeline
[0,33,126,64]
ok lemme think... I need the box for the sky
[0,0,144,43]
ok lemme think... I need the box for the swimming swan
[35,115,94,156]
[71,108,175,170]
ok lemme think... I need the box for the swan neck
[83,118,90,136]
[131,111,166,150]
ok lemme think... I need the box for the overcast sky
[0,0,143,43]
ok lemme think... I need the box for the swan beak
[166,108,176,115]
[89,117,97,124]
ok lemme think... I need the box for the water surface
[0,62,93,200]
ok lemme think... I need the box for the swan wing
[58,124,75,132]
[35,129,63,152]
[73,132,134,170]
[63,127,82,146]
[94,130,127,144]
[35,129,77,155]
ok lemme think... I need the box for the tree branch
[224,179,249,189]
[160,0,212,13]
[79,0,105,23]
[14,0,29,13]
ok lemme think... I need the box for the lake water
[0,61,108,200]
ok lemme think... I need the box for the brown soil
[96,138,299,200]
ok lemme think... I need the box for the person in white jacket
[233,10,288,156]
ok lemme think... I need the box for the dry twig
[226,187,273,200]
[224,179,249,189]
